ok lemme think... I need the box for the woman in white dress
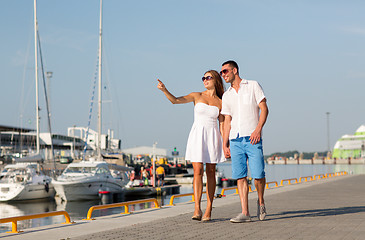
[157,70,225,221]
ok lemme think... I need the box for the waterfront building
[0,125,36,158]
[332,125,365,159]
[0,124,86,161]
[0,124,121,162]
[122,146,168,164]
[67,126,121,152]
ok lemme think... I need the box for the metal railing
[265,181,279,189]
[169,171,347,204]
[299,176,313,182]
[280,178,298,186]
[0,211,73,233]
[325,173,334,178]
[220,187,238,196]
[84,198,160,220]
[313,174,325,180]
[337,171,347,176]
[168,191,206,206]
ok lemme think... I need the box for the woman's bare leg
[203,163,216,219]
[193,162,204,217]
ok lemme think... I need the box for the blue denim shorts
[230,136,265,179]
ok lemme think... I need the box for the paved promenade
[0,174,364,240]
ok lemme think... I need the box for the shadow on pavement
[267,206,365,220]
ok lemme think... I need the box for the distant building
[0,124,86,160]
[67,126,121,152]
[332,125,365,159]
[122,146,167,157]
[0,124,121,161]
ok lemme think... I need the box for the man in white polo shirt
[220,60,269,223]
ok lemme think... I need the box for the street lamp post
[326,112,330,152]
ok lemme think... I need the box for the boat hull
[0,183,55,202]
[53,177,124,201]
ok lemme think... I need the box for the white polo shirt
[221,79,266,139]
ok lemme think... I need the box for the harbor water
[1,163,364,233]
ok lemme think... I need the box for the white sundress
[185,102,226,164]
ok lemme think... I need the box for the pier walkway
[1,174,364,240]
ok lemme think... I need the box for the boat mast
[34,0,40,154]
[97,0,103,160]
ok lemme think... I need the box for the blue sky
[1,0,365,156]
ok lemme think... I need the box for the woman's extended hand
[156,79,195,104]
[157,79,166,91]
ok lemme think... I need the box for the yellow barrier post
[280,178,298,186]
[0,211,73,233]
[220,187,238,196]
[326,173,334,178]
[169,191,207,206]
[169,193,194,206]
[84,198,160,221]
[265,181,278,189]
[11,221,17,233]
[220,186,256,196]
[299,176,313,183]
[313,174,324,180]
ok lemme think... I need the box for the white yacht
[0,159,55,202]
[52,159,131,201]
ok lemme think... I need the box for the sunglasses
[220,69,229,76]
[202,76,213,81]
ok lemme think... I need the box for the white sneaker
[230,213,252,223]
[257,200,267,221]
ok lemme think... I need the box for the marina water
[1,163,364,233]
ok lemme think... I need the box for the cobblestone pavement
[72,174,365,240]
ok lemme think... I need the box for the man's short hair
[222,60,239,74]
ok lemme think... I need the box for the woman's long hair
[206,70,225,99]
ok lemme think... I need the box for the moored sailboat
[0,0,59,202]
[52,0,131,201]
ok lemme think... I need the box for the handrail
[299,176,313,182]
[220,186,255,195]
[265,181,278,189]
[219,171,347,198]
[168,191,206,206]
[220,187,238,196]
[0,211,73,233]
[313,174,325,180]
[325,173,334,178]
[280,178,298,186]
[84,198,160,221]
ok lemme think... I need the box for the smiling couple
[157,60,269,223]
